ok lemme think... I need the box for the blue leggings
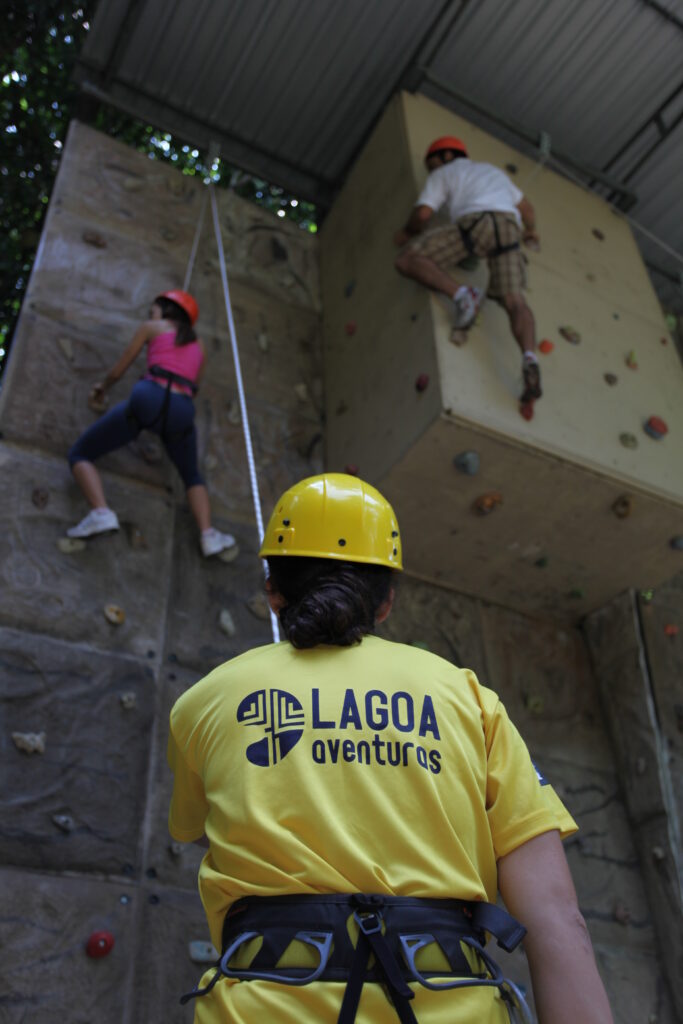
[68,380,204,488]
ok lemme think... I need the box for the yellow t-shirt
[168,635,576,1023]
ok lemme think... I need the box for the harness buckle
[354,910,383,936]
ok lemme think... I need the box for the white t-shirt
[417,159,523,227]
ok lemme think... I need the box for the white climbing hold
[246,592,270,621]
[169,841,184,858]
[219,608,236,637]
[52,813,75,833]
[294,382,309,403]
[104,604,126,626]
[204,454,218,471]
[218,543,240,564]
[226,400,241,426]
[188,940,218,964]
[119,691,137,710]
[258,331,269,352]
[57,537,87,554]
[12,731,46,755]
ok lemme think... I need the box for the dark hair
[155,296,197,346]
[266,556,394,649]
[431,148,467,163]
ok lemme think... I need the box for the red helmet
[425,136,468,162]
[156,289,199,324]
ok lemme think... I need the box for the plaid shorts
[404,212,526,298]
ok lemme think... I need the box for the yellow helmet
[260,473,403,570]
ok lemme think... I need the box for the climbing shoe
[67,508,120,538]
[201,528,237,558]
[453,286,483,329]
[521,357,542,402]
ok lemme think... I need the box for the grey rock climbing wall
[0,121,678,1023]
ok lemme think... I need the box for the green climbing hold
[410,641,430,651]
[568,588,585,600]
[534,556,548,568]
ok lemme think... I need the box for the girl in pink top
[66,290,236,558]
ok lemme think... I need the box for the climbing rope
[183,188,208,293]
[207,185,280,644]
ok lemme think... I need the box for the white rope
[183,187,208,293]
[209,185,280,643]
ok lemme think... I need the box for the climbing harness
[126,366,197,443]
[180,893,533,1024]
[458,212,520,259]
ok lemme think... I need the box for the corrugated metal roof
[77,0,683,309]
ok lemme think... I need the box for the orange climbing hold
[664,624,679,638]
[625,351,638,370]
[538,340,553,354]
[643,416,668,440]
[519,401,534,421]
[473,492,503,516]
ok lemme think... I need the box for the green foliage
[0,1,317,378]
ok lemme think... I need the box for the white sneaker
[201,528,237,558]
[67,508,120,538]
[453,286,483,329]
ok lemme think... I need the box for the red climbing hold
[660,336,668,346]
[519,401,534,421]
[643,416,668,440]
[86,931,115,958]
[415,373,429,392]
[344,464,359,476]
[664,624,679,638]
[538,340,553,354]
[344,322,357,336]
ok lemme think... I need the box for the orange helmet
[156,289,199,324]
[425,136,468,162]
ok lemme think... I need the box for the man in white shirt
[395,136,542,408]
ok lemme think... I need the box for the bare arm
[516,196,540,248]
[498,830,613,1024]
[394,204,435,246]
[90,322,154,405]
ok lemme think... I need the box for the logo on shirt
[237,689,305,767]
[532,760,549,786]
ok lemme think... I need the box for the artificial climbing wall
[0,120,679,1023]
[322,92,683,618]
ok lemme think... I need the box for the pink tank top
[145,331,204,396]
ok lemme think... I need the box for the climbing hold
[57,336,74,361]
[559,326,581,345]
[523,693,544,715]
[218,542,240,564]
[592,228,605,241]
[568,588,585,600]
[619,432,638,450]
[189,940,219,964]
[294,382,309,403]
[660,336,668,346]
[219,608,236,637]
[57,537,87,554]
[52,813,75,833]
[82,231,107,249]
[344,321,357,336]
[137,437,163,464]
[670,536,683,551]
[612,495,632,519]
[651,846,665,862]
[246,592,270,621]
[31,488,49,509]
[586,272,596,283]
[88,390,108,414]
[226,400,241,426]
[335,400,348,416]
[148,894,160,905]
[635,756,647,775]
[534,556,548,568]
[119,692,137,710]
[119,895,130,904]
[104,604,126,626]
[450,328,468,347]
[613,313,620,320]
[204,454,218,472]
[640,588,654,603]
[146,867,158,880]
[86,931,115,958]
[124,523,147,550]
[519,401,534,421]
[604,373,618,386]
[473,492,503,516]
[344,280,356,299]
[257,331,269,352]
[160,227,177,242]
[625,350,638,370]
[643,416,668,440]
[344,464,359,476]
[12,731,46,755]
[410,641,430,651]
[505,163,518,175]
[453,451,480,476]
[169,841,184,858]
[612,902,632,925]
[665,313,677,330]
[664,624,679,638]
[538,339,553,354]
[415,373,429,392]
[410,313,418,321]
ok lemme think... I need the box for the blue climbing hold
[453,450,480,476]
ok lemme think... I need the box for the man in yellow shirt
[168,473,613,1024]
